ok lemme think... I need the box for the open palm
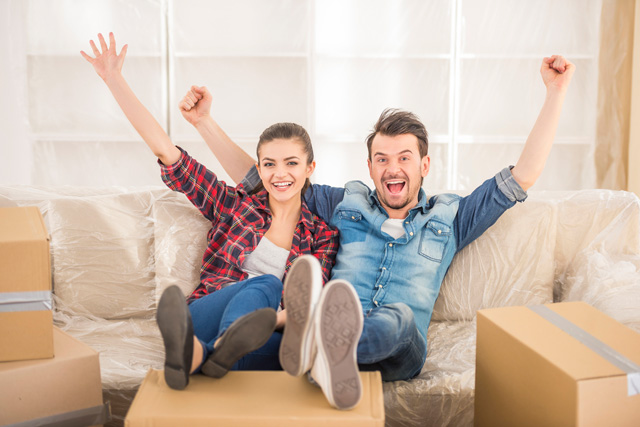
[80,32,127,82]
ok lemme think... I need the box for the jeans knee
[385,303,416,332]
[249,274,283,305]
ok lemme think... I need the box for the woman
[81,33,338,390]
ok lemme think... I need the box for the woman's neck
[267,194,302,222]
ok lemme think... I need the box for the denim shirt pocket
[418,220,452,263]
[336,209,366,243]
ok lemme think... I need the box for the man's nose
[386,159,401,173]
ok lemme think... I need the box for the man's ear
[421,155,430,178]
[367,158,373,178]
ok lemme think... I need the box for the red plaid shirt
[160,148,339,303]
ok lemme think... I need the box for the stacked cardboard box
[126,370,385,426]
[0,327,109,425]
[0,207,109,426]
[475,302,640,426]
[0,206,53,362]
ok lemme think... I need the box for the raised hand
[540,55,575,93]
[80,32,128,82]
[179,85,212,127]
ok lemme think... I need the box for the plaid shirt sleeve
[311,221,339,284]
[159,148,235,222]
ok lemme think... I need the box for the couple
[82,33,575,410]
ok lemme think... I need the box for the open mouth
[385,180,406,195]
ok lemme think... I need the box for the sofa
[1,185,639,427]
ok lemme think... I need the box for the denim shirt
[241,167,527,341]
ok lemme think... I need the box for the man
[178,55,574,408]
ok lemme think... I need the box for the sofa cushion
[46,191,157,319]
[432,197,556,321]
[153,191,211,302]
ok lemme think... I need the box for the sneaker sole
[201,308,277,378]
[280,257,321,376]
[157,285,193,390]
[316,280,363,410]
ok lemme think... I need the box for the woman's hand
[179,85,212,127]
[80,32,128,83]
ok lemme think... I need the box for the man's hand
[80,32,128,83]
[541,55,575,94]
[179,85,212,127]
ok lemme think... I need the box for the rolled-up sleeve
[239,165,261,192]
[495,166,528,203]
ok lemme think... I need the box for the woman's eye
[288,161,298,166]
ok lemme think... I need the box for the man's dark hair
[366,109,429,160]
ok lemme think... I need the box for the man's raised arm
[179,86,255,183]
[511,55,575,191]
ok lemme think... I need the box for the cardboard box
[0,206,53,362]
[125,369,384,426]
[0,326,110,426]
[475,302,640,427]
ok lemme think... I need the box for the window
[23,0,601,190]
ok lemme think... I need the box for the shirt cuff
[495,166,527,203]
[157,146,187,174]
[239,165,261,191]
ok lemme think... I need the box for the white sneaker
[279,255,323,377]
[310,279,363,410]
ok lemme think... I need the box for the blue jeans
[357,303,427,381]
[188,274,283,371]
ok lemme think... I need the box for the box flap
[478,303,640,382]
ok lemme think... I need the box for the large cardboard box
[0,206,53,362]
[0,326,110,426]
[475,302,640,427]
[125,369,384,426]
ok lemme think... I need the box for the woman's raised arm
[81,32,181,166]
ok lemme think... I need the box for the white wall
[0,0,32,185]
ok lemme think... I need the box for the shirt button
[389,243,393,247]
[409,232,414,236]
[351,216,355,220]
[378,284,382,288]
[405,221,409,224]
[438,230,442,234]
[382,267,386,270]
[374,300,378,305]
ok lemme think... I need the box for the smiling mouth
[385,180,405,194]
[272,182,293,189]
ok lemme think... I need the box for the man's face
[367,133,430,219]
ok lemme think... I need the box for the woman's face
[256,138,315,204]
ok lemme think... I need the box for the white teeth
[386,180,404,185]
[273,182,292,188]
